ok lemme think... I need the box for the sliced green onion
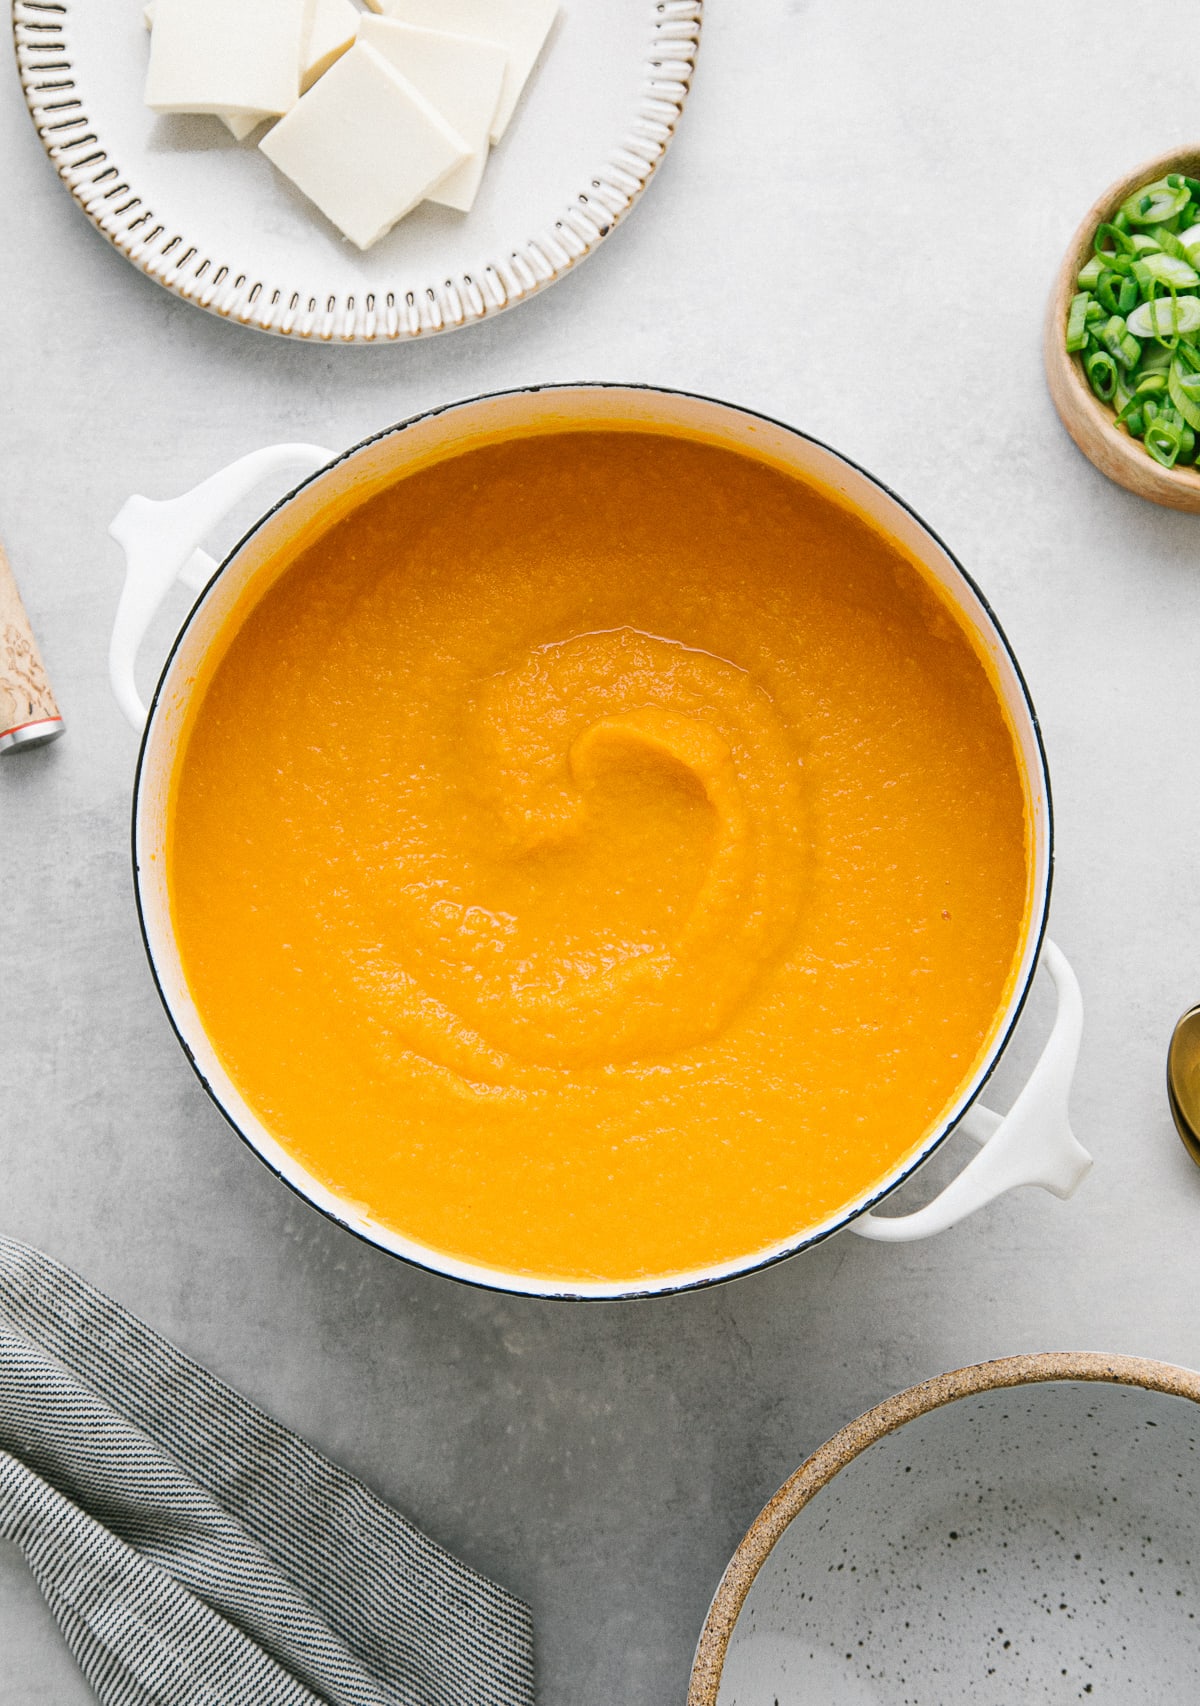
[1098,314,1141,370]
[1145,417,1184,466]
[1137,251,1199,291]
[1084,348,1118,400]
[1138,341,1173,374]
[1122,176,1192,225]
[1094,221,1135,257]
[1148,411,1196,465]
[1127,295,1200,337]
[1065,292,1091,351]
[1068,175,1200,472]
[1143,407,1193,465]
[1150,226,1187,261]
[1096,271,1124,314]
[1168,359,1200,429]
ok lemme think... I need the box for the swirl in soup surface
[168,430,1032,1283]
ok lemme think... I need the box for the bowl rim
[688,1349,1200,1704]
[1045,143,1200,511]
[130,380,1054,1302]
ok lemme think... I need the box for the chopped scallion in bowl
[1066,173,1200,468]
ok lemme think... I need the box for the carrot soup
[167,429,1032,1283]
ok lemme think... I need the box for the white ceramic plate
[13,0,700,342]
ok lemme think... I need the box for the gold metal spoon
[1167,1005,1200,1167]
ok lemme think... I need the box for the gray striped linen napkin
[0,1235,534,1706]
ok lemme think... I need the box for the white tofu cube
[358,17,505,212]
[145,0,314,117]
[145,0,353,132]
[220,110,270,140]
[259,40,470,249]
[142,2,271,136]
[302,0,360,90]
[370,0,558,142]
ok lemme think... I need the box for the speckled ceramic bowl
[691,1353,1200,1703]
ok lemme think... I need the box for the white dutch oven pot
[108,385,1091,1300]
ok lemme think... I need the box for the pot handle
[848,940,1091,1242]
[108,443,334,730]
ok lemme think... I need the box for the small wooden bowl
[1045,144,1200,512]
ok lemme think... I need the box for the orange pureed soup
[169,428,1032,1283]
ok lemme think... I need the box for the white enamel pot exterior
[110,385,1091,1301]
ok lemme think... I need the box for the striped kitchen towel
[0,1235,534,1706]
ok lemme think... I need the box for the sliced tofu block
[302,0,360,90]
[371,0,558,142]
[142,1,274,136]
[220,110,270,140]
[215,0,352,130]
[358,17,504,212]
[259,40,470,249]
[145,0,313,117]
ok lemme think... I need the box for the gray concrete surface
[5,2,1200,1700]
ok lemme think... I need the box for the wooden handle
[0,540,63,751]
